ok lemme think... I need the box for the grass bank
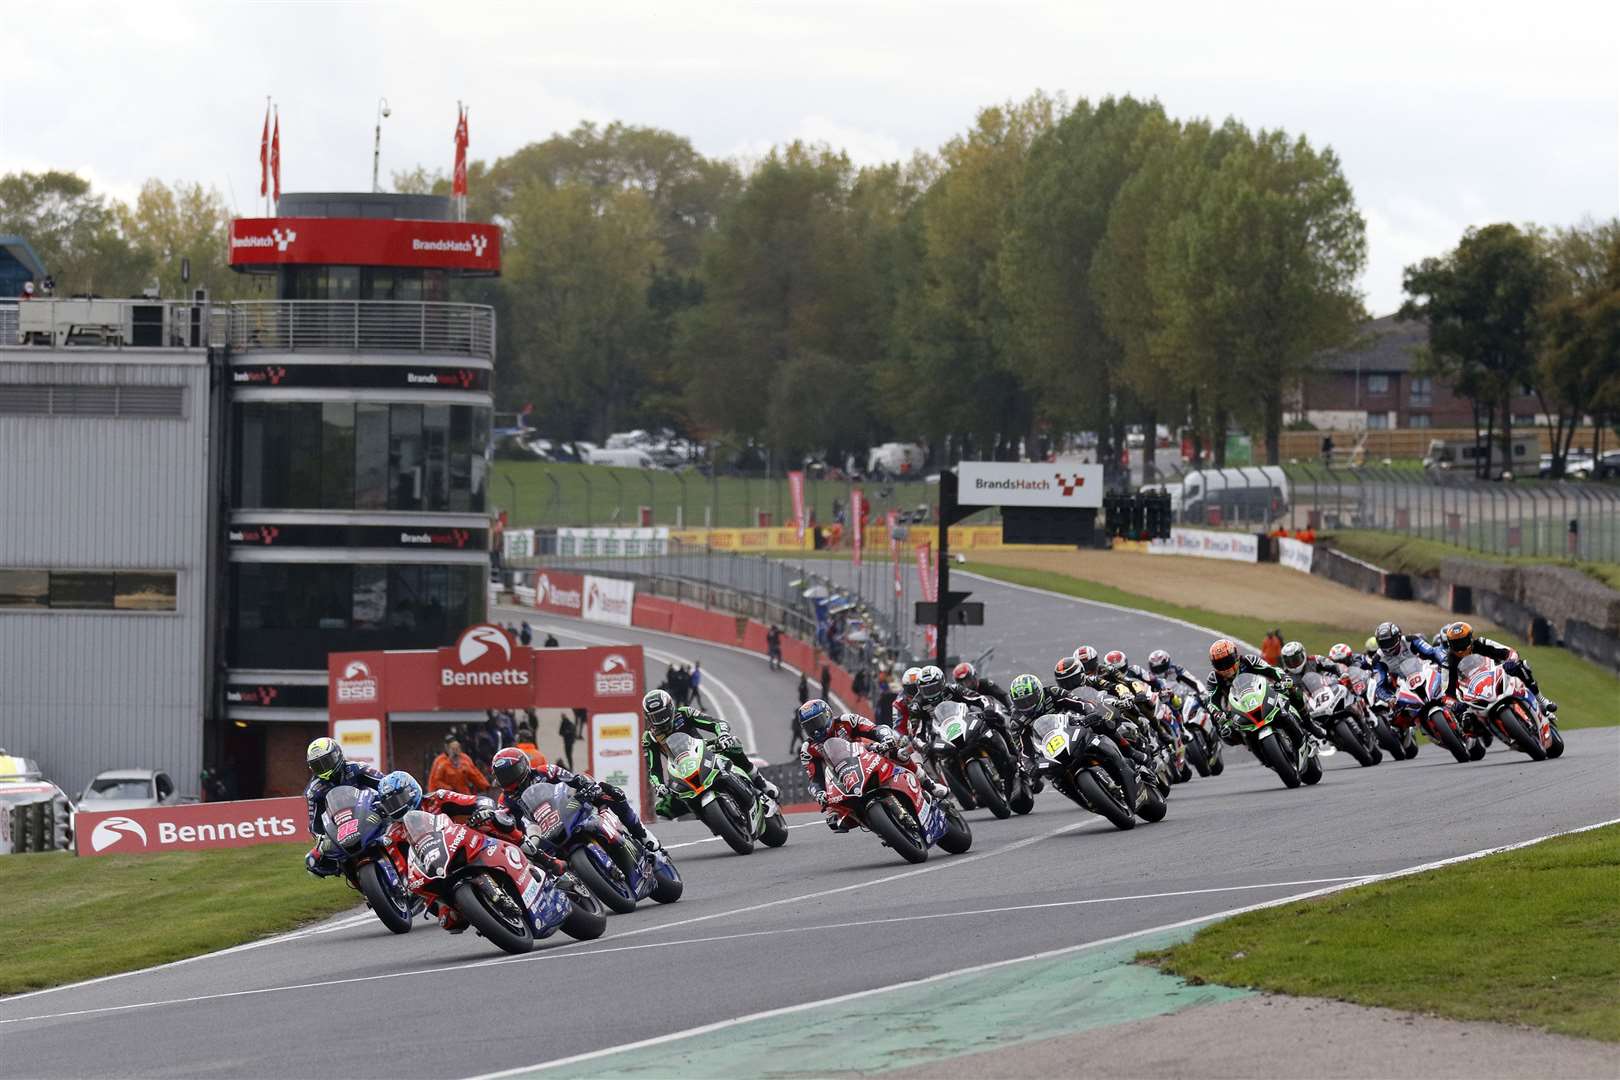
[960,560,1618,729]
[1326,529,1620,592]
[1144,823,1620,1043]
[0,842,358,994]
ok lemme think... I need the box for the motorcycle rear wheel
[1257,733,1301,788]
[560,882,608,939]
[867,797,929,863]
[1076,769,1135,830]
[965,758,1010,819]
[936,803,973,854]
[569,846,638,914]
[700,793,755,855]
[760,811,790,848]
[453,876,534,955]
[357,860,415,934]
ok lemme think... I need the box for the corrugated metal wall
[0,351,213,798]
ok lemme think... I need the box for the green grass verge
[1143,823,1620,1042]
[0,842,358,994]
[960,560,1619,729]
[1326,529,1620,592]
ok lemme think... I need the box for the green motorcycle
[1227,673,1323,789]
[658,731,788,855]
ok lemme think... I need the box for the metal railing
[2,298,215,351]
[227,300,495,360]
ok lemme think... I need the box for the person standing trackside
[797,671,810,705]
[1261,629,1284,667]
[544,632,559,648]
[820,663,831,703]
[559,710,580,769]
[690,662,705,710]
[428,736,489,796]
[519,621,533,647]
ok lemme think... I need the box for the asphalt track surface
[4,579,1616,1079]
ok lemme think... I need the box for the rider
[951,662,1012,711]
[1147,649,1204,697]
[1017,667,1154,771]
[892,666,924,737]
[1202,638,1310,748]
[1367,621,1447,706]
[302,737,386,878]
[797,698,947,830]
[642,689,779,817]
[489,745,662,852]
[1277,641,1338,738]
[1438,621,1555,713]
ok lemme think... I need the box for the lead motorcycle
[319,784,423,934]
[1454,654,1565,762]
[822,735,972,864]
[660,731,788,855]
[928,700,1033,819]
[1225,673,1324,789]
[515,780,682,914]
[398,808,606,955]
[1030,711,1167,829]
[1388,656,1481,764]
[1299,670,1382,767]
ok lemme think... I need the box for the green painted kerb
[535,928,1249,1078]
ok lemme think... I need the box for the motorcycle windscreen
[1230,674,1269,718]
[934,701,969,741]
[403,809,451,878]
[518,783,570,841]
[664,732,707,779]
[821,737,865,795]
[1031,713,1070,758]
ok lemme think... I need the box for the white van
[587,447,657,469]
[1178,466,1290,525]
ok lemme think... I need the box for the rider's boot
[750,771,780,801]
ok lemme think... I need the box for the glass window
[470,408,490,510]
[237,403,267,507]
[285,404,323,508]
[321,403,356,508]
[50,572,115,610]
[0,570,48,608]
[389,404,424,511]
[355,404,390,510]
[1409,376,1433,406]
[1366,374,1390,395]
[449,407,473,512]
[424,405,451,511]
[1410,414,1432,429]
[1367,412,1390,430]
[328,267,360,302]
[115,572,178,611]
[353,566,387,629]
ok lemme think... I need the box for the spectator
[544,632,559,648]
[820,663,832,703]
[690,662,704,709]
[852,666,871,707]
[492,710,516,750]
[519,621,533,647]
[428,737,489,796]
[559,710,581,769]
[513,726,545,769]
[877,678,898,727]
[788,705,804,755]
[797,671,810,704]
[470,715,499,769]
[766,625,783,671]
[1261,629,1284,666]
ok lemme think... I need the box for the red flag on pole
[270,109,281,203]
[851,488,865,568]
[916,541,936,602]
[452,106,469,197]
[258,104,270,197]
[788,471,806,543]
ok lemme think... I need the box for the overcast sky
[2,0,1616,313]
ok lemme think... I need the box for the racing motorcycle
[1225,673,1324,789]
[1345,664,1414,759]
[1148,690,1193,783]
[927,700,1033,819]
[660,731,787,855]
[398,808,606,955]
[1388,656,1482,764]
[1178,691,1225,777]
[319,784,423,934]
[515,780,682,914]
[1299,670,1382,767]
[1453,654,1565,762]
[1030,711,1167,829]
[822,735,972,864]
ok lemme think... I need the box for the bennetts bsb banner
[229,217,502,273]
[75,798,307,857]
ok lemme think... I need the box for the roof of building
[1316,314,1427,374]
[0,235,48,280]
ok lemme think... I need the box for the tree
[1540,223,1620,472]
[1401,224,1553,478]
[0,170,150,296]
[119,180,251,301]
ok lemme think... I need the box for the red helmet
[1101,650,1128,673]
[491,746,532,792]
[952,661,978,689]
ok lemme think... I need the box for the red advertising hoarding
[75,798,307,857]
[533,570,585,617]
[436,625,537,711]
[229,217,502,273]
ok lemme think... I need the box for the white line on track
[465,815,1620,1079]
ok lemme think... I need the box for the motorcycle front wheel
[1426,710,1471,763]
[1184,732,1210,777]
[936,803,973,854]
[699,793,755,855]
[1256,732,1301,788]
[866,797,929,864]
[965,758,1010,819]
[357,859,415,934]
[1076,768,1135,830]
[453,876,534,955]
[569,846,638,914]
[760,811,790,848]
[560,881,608,940]
[1335,719,1376,767]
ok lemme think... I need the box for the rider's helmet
[1209,639,1239,681]
[1101,650,1128,675]
[1147,649,1171,676]
[642,689,676,736]
[376,771,423,820]
[491,746,533,793]
[1364,636,1379,655]
[916,665,946,705]
[1073,646,1100,677]
[1053,656,1085,692]
[797,698,835,742]
[1327,642,1355,666]
[1279,641,1307,677]
[1442,621,1475,657]
[1375,622,1404,658]
[900,667,923,699]
[306,737,344,782]
[951,661,978,690]
[1008,674,1045,717]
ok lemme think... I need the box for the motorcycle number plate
[1044,733,1067,756]
[336,818,359,842]
[533,804,562,835]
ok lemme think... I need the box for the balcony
[2,298,220,351]
[227,301,494,361]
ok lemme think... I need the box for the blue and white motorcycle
[514,781,682,914]
[319,784,425,934]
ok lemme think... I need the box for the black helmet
[643,689,676,736]
[1375,622,1403,657]
[1053,656,1084,692]
[306,737,344,782]
[916,665,946,705]
[491,747,533,792]
[797,698,834,742]
[1279,641,1307,677]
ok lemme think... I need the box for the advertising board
[957,462,1104,508]
[589,712,643,813]
[74,798,306,856]
[1148,528,1261,563]
[583,575,635,627]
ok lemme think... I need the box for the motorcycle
[1345,665,1414,759]
[399,808,606,955]
[1178,691,1225,777]
[1299,671,1382,767]
[319,784,423,934]
[1147,689,1193,783]
[515,780,682,914]
[928,701,1033,819]
[1389,657,1481,764]
[1226,673,1324,789]
[1454,654,1565,762]
[821,735,972,864]
[1030,711,1167,829]
[661,731,787,855]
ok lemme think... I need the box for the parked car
[586,447,658,469]
[78,769,181,812]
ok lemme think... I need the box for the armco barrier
[74,797,307,857]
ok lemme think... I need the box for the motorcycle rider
[1147,650,1204,697]
[797,698,947,831]
[952,662,1012,711]
[1202,638,1310,749]
[302,737,386,878]
[488,746,662,852]
[1367,621,1447,706]
[1008,671,1151,798]
[892,666,924,737]
[642,689,778,816]
[1437,621,1555,713]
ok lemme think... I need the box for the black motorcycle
[927,700,1033,819]
[1030,711,1166,830]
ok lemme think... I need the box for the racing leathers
[645,705,775,815]
[303,761,386,877]
[1442,636,1548,709]
[800,713,940,830]
[963,677,1013,712]
[496,762,653,847]
[1203,655,1310,748]
[1368,634,1447,705]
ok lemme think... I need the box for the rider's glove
[468,805,496,828]
[305,851,325,877]
[520,834,545,860]
[652,783,669,801]
[716,733,738,751]
[577,782,602,801]
[815,791,829,810]
[597,781,624,802]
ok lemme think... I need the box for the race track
[3,576,1615,1079]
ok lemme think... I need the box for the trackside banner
[229,217,501,273]
[1148,527,1260,563]
[75,797,307,857]
[957,461,1104,508]
[1278,536,1315,574]
[583,575,635,626]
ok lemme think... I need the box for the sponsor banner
[534,571,585,617]
[957,461,1104,509]
[788,470,806,542]
[503,528,536,561]
[229,217,501,273]
[556,527,669,557]
[851,487,865,568]
[229,363,491,392]
[226,681,328,709]
[75,797,306,857]
[589,712,643,815]
[916,541,937,602]
[435,624,536,710]
[1148,528,1260,563]
[513,584,536,606]
[333,718,385,772]
[583,575,635,627]
[533,646,645,713]
[229,523,486,551]
[1278,536,1315,574]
